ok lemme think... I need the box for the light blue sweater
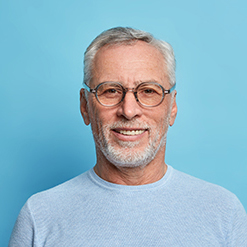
[9,166,247,246]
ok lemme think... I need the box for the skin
[80,41,177,185]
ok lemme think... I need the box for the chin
[94,125,168,169]
[102,140,164,169]
[107,155,152,169]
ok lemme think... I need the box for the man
[9,27,247,246]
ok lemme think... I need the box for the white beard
[92,117,169,168]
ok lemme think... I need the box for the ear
[169,91,177,126]
[80,88,91,125]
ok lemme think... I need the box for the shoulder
[169,166,245,212]
[169,167,247,232]
[170,166,234,194]
[26,170,94,213]
[166,166,247,245]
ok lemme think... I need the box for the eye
[137,83,163,100]
[143,88,155,94]
[97,83,123,98]
[105,88,118,94]
[102,87,122,96]
[139,86,159,96]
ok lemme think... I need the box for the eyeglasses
[84,81,176,107]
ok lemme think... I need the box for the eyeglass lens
[96,82,164,106]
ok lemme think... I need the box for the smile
[114,129,146,136]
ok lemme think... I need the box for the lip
[111,128,148,141]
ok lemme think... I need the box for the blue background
[1,0,246,245]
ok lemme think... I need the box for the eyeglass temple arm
[83,83,96,93]
[165,83,176,94]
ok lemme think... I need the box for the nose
[116,91,143,120]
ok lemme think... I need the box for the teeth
[119,130,145,136]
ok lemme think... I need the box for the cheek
[89,100,117,125]
[149,110,170,135]
[150,108,169,124]
[87,103,100,133]
[88,99,102,123]
[88,105,110,135]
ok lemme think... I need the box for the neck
[94,148,167,185]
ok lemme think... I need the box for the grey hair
[83,27,176,87]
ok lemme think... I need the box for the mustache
[108,119,150,129]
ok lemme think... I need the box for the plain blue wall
[1,0,246,245]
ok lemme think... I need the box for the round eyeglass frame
[84,81,176,107]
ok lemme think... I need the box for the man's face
[80,41,177,168]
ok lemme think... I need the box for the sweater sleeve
[8,201,36,247]
[226,196,247,246]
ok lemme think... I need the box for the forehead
[91,41,168,87]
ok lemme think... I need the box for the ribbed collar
[87,165,173,192]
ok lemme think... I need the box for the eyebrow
[138,79,160,84]
[99,79,161,87]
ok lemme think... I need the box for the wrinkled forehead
[91,41,168,88]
